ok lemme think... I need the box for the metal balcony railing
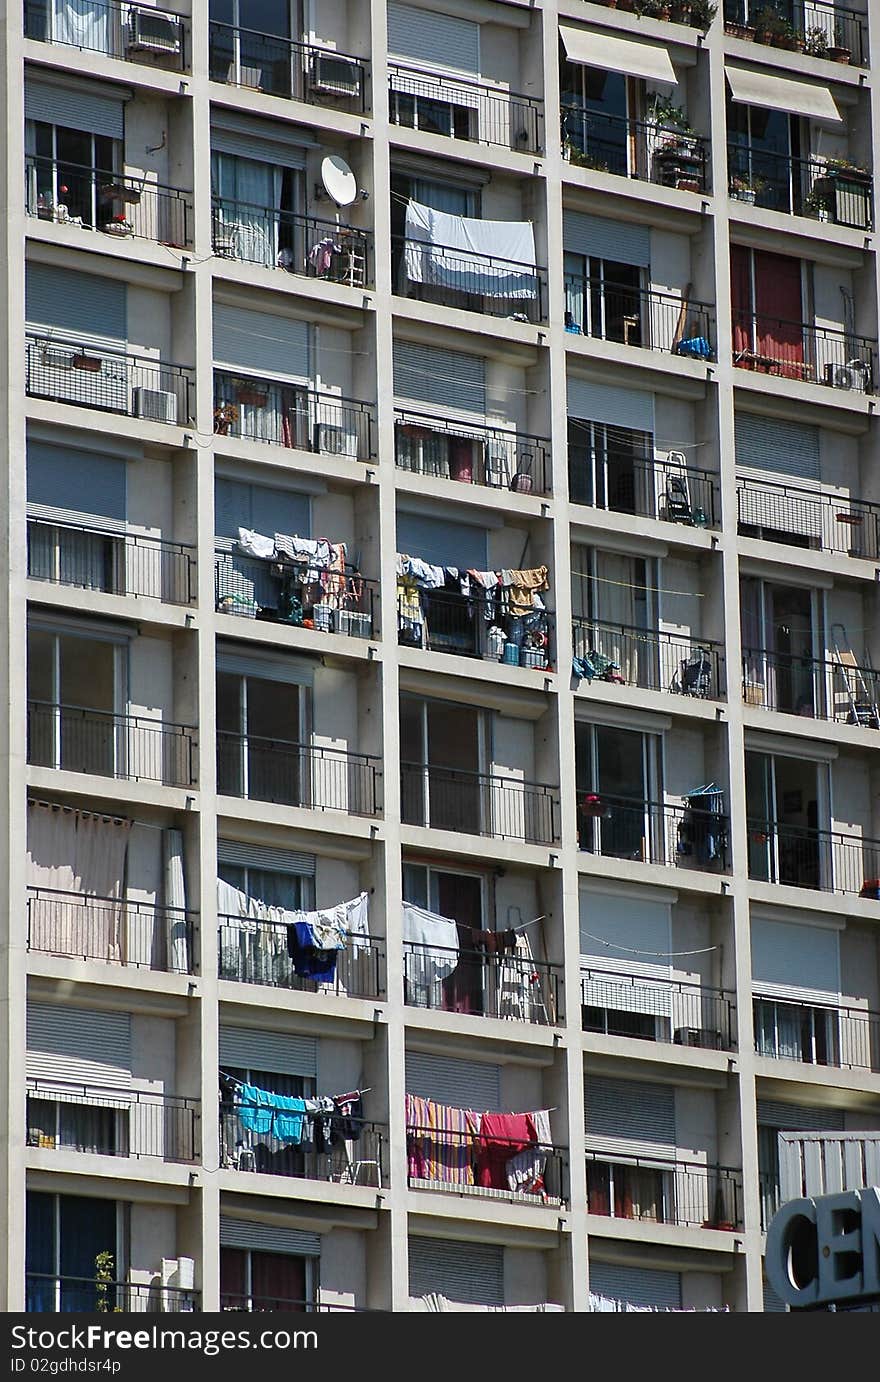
[27,701,198,788]
[561,105,710,192]
[217,732,382,816]
[218,916,384,999]
[395,409,551,496]
[28,517,196,606]
[404,941,562,1025]
[401,762,561,844]
[27,1079,200,1162]
[211,198,372,286]
[221,1295,367,1312]
[392,234,547,322]
[389,62,543,153]
[568,442,720,528]
[27,886,197,974]
[727,143,873,229]
[572,617,725,700]
[736,475,880,558]
[753,994,880,1073]
[220,1106,386,1184]
[723,0,867,66]
[586,1153,743,1230]
[406,1124,569,1206]
[732,310,876,390]
[24,0,187,69]
[581,966,737,1051]
[209,21,368,111]
[747,818,880,898]
[577,792,730,871]
[26,156,192,246]
[215,550,378,636]
[742,646,880,725]
[403,588,553,669]
[26,331,193,425]
[213,373,376,460]
[564,276,716,357]
[26,1274,199,1314]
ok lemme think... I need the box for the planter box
[72,354,102,372]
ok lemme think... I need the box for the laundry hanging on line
[404,200,538,300]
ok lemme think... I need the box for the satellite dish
[321,154,357,208]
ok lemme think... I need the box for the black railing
[392,234,546,322]
[581,966,736,1050]
[211,198,372,286]
[218,916,384,999]
[578,793,730,871]
[404,941,562,1025]
[213,373,376,459]
[27,1079,200,1162]
[395,409,551,496]
[404,588,553,669]
[27,700,198,787]
[586,0,707,28]
[586,1154,743,1229]
[568,444,720,528]
[28,518,196,606]
[406,1123,569,1205]
[27,886,196,974]
[215,550,377,636]
[209,22,368,111]
[26,156,192,246]
[217,733,381,816]
[732,310,876,390]
[561,105,709,192]
[401,762,561,844]
[564,276,716,357]
[221,1295,365,1312]
[736,475,880,558]
[220,1107,385,1184]
[389,62,543,153]
[24,0,186,68]
[572,617,725,699]
[747,818,880,897]
[754,994,880,1072]
[26,332,193,425]
[723,0,867,66]
[742,646,880,725]
[26,1274,199,1314]
[727,144,873,229]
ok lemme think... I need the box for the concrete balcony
[27,701,198,789]
[208,21,368,113]
[572,617,725,702]
[27,885,196,974]
[26,1078,200,1163]
[28,518,196,607]
[218,916,384,1000]
[26,156,192,247]
[389,63,543,154]
[581,967,737,1052]
[586,1153,743,1231]
[401,762,561,845]
[754,993,880,1073]
[24,0,187,70]
[213,373,376,462]
[26,331,193,428]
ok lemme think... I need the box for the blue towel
[236,1082,306,1144]
[675,336,713,361]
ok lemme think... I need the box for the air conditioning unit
[314,422,359,457]
[824,360,870,393]
[133,386,178,424]
[308,52,362,99]
[127,8,182,56]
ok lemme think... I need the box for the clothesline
[582,932,721,958]
[220,1071,372,1101]
[572,569,707,599]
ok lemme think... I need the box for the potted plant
[826,42,851,62]
[72,352,102,371]
[725,17,756,39]
[804,25,829,57]
[213,402,238,434]
[637,0,674,18]
[824,156,870,182]
[102,211,134,236]
[672,0,694,22]
[804,185,833,221]
[689,0,717,28]
[648,94,698,151]
[729,171,765,203]
[766,14,804,48]
[94,1252,122,1313]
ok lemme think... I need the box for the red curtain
[219,1247,246,1305]
[753,251,805,377]
[250,1252,306,1310]
[729,243,753,360]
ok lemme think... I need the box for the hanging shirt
[235,1083,306,1145]
[502,566,550,617]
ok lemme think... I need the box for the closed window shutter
[396,512,488,570]
[210,117,309,169]
[214,478,311,541]
[212,305,310,379]
[405,1052,501,1110]
[567,377,654,434]
[563,211,650,267]
[27,442,126,531]
[219,1026,317,1078]
[216,647,315,687]
[756,1099,844,1131]
[580,891,672,1017]
[585,1075,676,1156]
[763,1274,787,1312]
[590,1261,682,1310]
[751,918,839,1003]
[408,1237,504,1305]
[393,341,486,417]
[387,3,480,73]
[217,840,316,877]
[219,1217,320,1256]
[26,264,126,345]
[27,1003,131,1087]
[25,77,125,139]
[735,413,820,483]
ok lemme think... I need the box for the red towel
[476,1112,533,1189]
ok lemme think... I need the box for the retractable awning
[560,24,676,85]
[725,65,842,123]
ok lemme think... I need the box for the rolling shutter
[26,264,126,344]
[214,478,310,542]
[25,76,125,139]
[219,1026,317,1078]
[27,1003,131,1088]
[563,211,650,268]
[763,1274,787,1313]
[580,890,672,1017]
[405,1052,500,1110]
[387,3,480,73]
[217,840,316,877]
[408,1237,504,1306]
[751,917,840,1003]
[219,1217,320,1256]
[212,305,310,380]
[216,646,315,686]
[396,512,488,570]
[27,442,126,531]
[756,1099,843,1131]
[393,341,486,417]
[735,413,821,536]
[210,111,311,168]
[567,377,653,434]
[585,1075,676,1157]
[589,1261,682,1310]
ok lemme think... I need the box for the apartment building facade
[2,0,880,1314]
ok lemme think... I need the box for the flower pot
[72,353,102,371]
[827,45,851,62]
[731,187,757,204]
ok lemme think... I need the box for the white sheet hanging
[163,828,189,975]
[404,201,537,299]
[26,800,130,961]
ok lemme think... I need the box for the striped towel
[405,1094,481,1185]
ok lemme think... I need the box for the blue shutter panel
[590,1262,682,1310]
[393,341,486,416]
[405,1052,501,1109]
[396,512,489,570]
[387,3,480,72]
[27,443,126,530]
[563,211,651,267]
[25,77,125,139]
[212,305,310,378]
[26,264,126,344]
[567,377,654,433]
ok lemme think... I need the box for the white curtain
[26,800,130,960]
[215,155,279,270]
[52,0,109,52]
[163,829,189,975]
[595,552,641,683]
